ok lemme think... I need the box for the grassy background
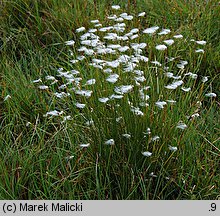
[0,0,220,199]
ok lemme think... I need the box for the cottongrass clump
[32,5,217,195]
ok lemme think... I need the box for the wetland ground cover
[0,0,219,199]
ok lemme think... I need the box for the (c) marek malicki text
[19,202,83,212]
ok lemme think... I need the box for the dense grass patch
[0,0,219,199]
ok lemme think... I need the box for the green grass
[0,0,219,200]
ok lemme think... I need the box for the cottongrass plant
[31,5,217,199]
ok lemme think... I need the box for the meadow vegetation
[0,0,219,199]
